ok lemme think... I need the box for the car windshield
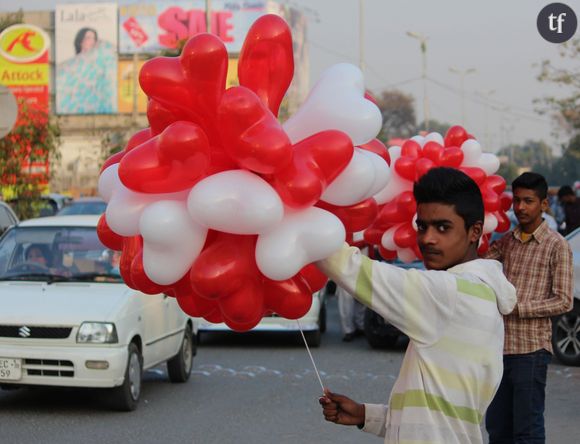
[57,201,107,215]
[0,225,122,283]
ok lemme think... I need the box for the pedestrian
[484,172,574,444]
[336,284,365,342]
[557,184,580,234]
[317,167,516,444]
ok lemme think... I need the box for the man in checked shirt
[485,172,574,444]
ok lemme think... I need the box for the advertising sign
[118,60,148,113]
[55,3,118,114]
[119,1,267,54]
[0,24,51,180]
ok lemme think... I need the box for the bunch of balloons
[364,125,512,262]
[97,15,390,331]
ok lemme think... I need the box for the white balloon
[478,153,500,175]
[282,63,382,146]
[483,213,499,234]
[321,149,390,206]
[460,139,482,166]
[380,226,398,251]
[373,145,413,205]
[410,135,426,147]
[424,132,444,145]
[98,165,117,203]
[140,201,208,285]
[256,207,345,280]
[187,170,284,235]
[398,248,417,263]
[104,165,189,237]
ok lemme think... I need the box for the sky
[3,0,578,154]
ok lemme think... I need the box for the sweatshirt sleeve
[317,244,457,346]
[361,403,388,437]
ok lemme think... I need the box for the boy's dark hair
[512,172,548,200]
[413,167,484,229]
[557,185,574,199]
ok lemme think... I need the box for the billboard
[118,60,148,113]
[119,1,267,54]
[0,24,51,181]
[55,3,118,114]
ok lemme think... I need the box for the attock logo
[0,24,50,63]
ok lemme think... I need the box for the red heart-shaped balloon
[395,156,417,181]
[444,125,469,148]
[263,275,313,319]
[97,214,124,251]
[422,141,443,164]
[317,198,378,233]
[394,223,416,249]
[440,147,464,168]
[101,128,152,173]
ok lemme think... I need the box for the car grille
[0,325,72,339]
[24,359,74,378]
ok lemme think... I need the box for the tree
[416,118,452,136]
[496,140,554,169]
[374,89,417,143]
[536,38,580,135]
[0,101,60,219]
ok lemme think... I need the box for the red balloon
[401,139,421,157]
[217,86,293,174]
[494,210,512,232]
[139,33,228,142]
[317,198,378,233]
[364,91,379,106]
[485,175,507,195]
[130,251,169,295]
[395,156,417,181]
[394,223,416,249]
[269,130,353,208]
[177,293,219,318]
[363,226,385,245]
[378,246,397,260]
[482,188,501,212]
[147,100,179,135]
[119,236,142,290]
[97,214,124,251]
[118,121,211,193]
[263,275,313,319]
[421,141,443,164]
[101,128,152,173]
[238,14,294,117]
[444,125,469,148]
[440,147,464,168]
[500,192,513,212]
[219,282,265,331]
[415,157,435,180]
[299,263,328,293]
[460,167,486,186]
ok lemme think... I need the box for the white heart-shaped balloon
[478,153,500,175]
[381,226,398,251]
[282,63,382,146]
[321,149,390,206]
[140,201,208,285]
[187,170,284,235]
[374,145,412,205]
[424,132,444,145]
[102,164,188,237]
[483,213,499,234]
[460,139,482,166]
[256,207,345,280]
[410,135,426,147]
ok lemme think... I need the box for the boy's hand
[319,388,365,427]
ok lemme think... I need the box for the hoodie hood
[448,258,517,315]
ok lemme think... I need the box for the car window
[0,207,15,228]
[58,201,107,215]
[0,226,122,283]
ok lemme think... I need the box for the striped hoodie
[317,244,516,444]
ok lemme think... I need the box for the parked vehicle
[0,216,197,410]
[196,286,327,348]
[7,194,72,219]
[57,197,106,216]
[0,201,18,236]
[363,259,425,349]
[551,227,580,366]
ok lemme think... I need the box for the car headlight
[76,322,118,344]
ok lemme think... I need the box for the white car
[0,216,197,410]
[196,287,327,347]
[552,227,580,366]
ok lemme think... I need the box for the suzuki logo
[18,326,31,338]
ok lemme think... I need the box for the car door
[136,291,171,366]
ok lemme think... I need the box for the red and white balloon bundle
[364,126,512,262]
[97,15,390,331]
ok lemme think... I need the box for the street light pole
[407,31,429,130]
[359,0,365,75]
[206,0,212,33]
[449,67,476,126]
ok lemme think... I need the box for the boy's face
[416,203,481,270]
[513,188,547,226]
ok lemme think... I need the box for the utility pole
[449,67,476,126]
[407,31,429,130]
[477,89,495,150]
[206,0,212,33]
[359,0,365,75]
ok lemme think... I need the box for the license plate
[0,358,22,380]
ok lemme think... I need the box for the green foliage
[0,9,23,32]
[375,89,417,143]
[417,119,452,136]
[0,101,60,219]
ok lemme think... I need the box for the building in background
[0,2,309,197]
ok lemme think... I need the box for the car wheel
[364,308,398,349]
[167,325,195,383]
[318,301,327,334]
[552,301,580,366]
[109,342,142,411]
[304,329,321,348]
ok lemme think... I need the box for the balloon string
[296,319,325,394]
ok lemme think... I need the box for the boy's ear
[541,198,549,212]
[469,221,483,244]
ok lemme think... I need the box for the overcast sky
[4,0,578,153]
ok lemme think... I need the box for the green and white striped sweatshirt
[317,244,516,444]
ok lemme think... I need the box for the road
[1,296,579,444]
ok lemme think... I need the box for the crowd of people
[318,169,575,444]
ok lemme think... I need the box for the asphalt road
[1,296,579,444]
